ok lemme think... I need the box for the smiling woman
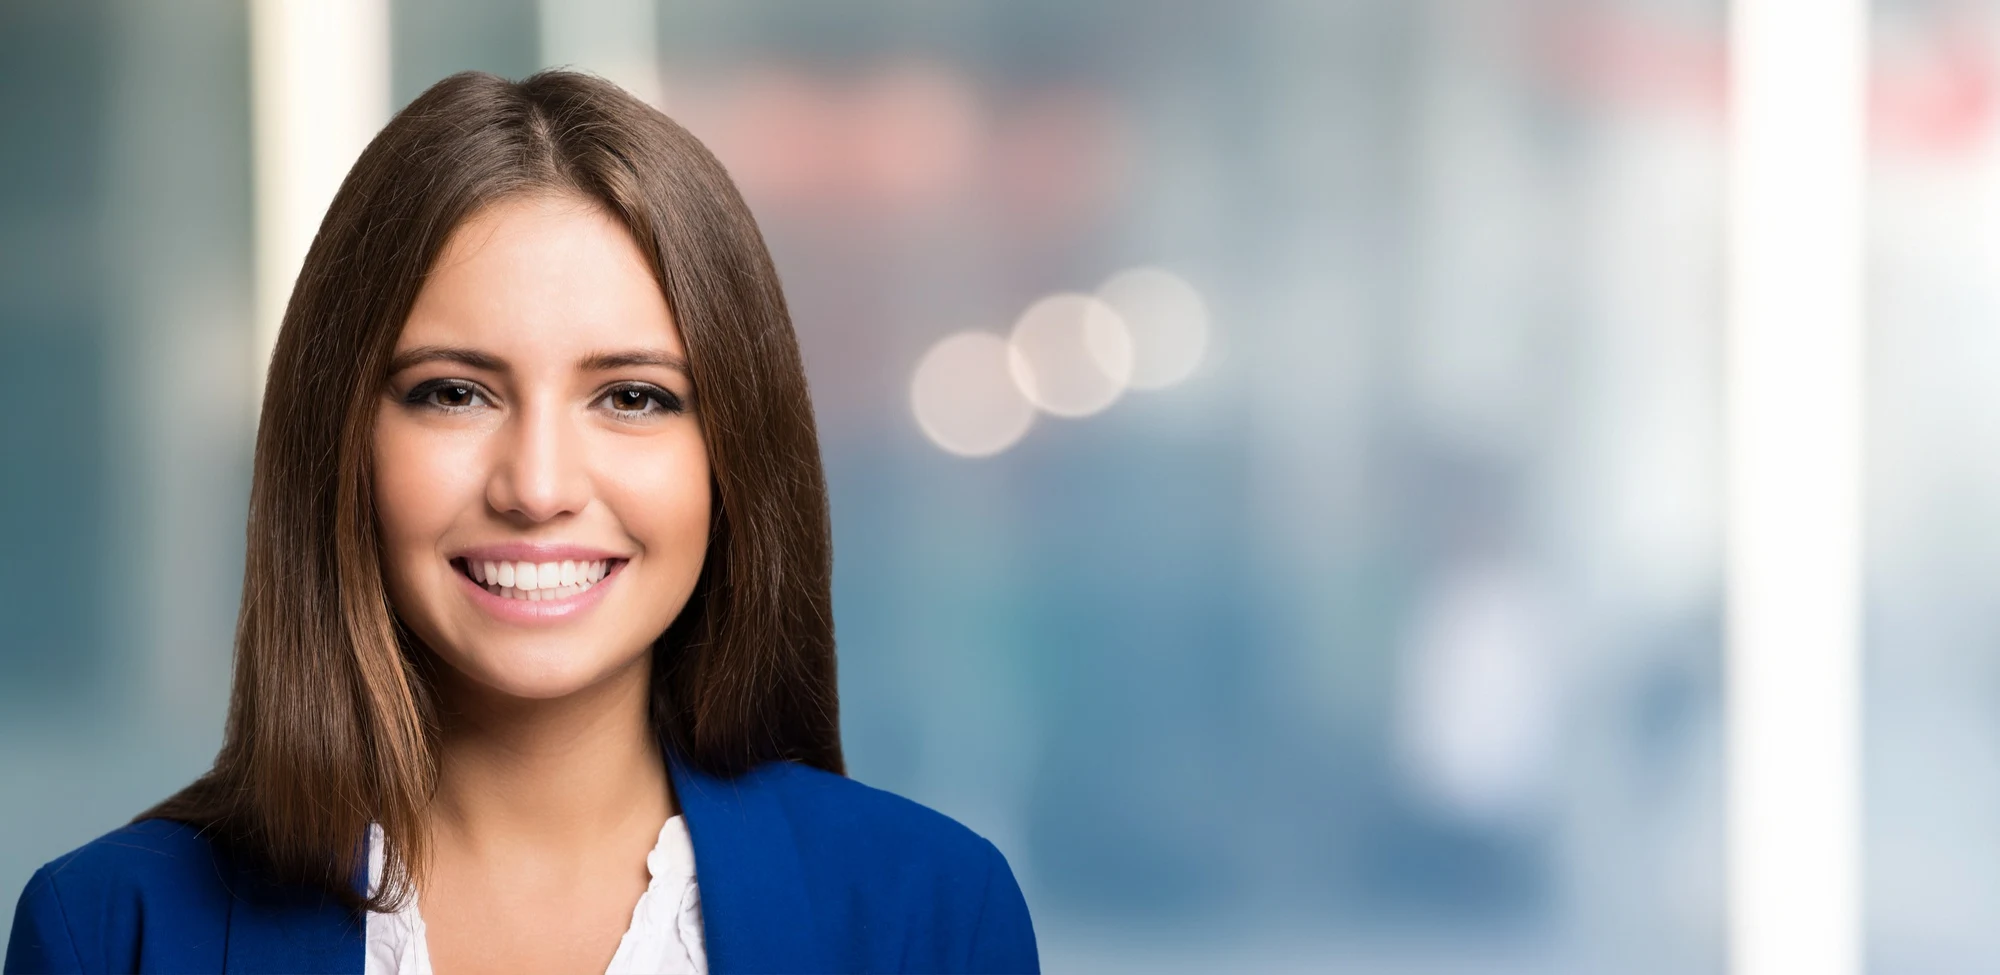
[374,196,714,707]
[4,70,1036,975]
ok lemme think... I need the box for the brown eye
[599,384,684,419]
[404,379,490,412]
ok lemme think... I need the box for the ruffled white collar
[362,816,706,974]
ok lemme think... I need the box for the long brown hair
[142,69,842,910]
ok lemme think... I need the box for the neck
[426,653,674,853]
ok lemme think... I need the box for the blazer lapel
[219,846,367,974]
[668,749,827,974]
[211,753,815,974]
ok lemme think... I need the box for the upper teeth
[469,559,610,592]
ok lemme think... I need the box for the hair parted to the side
[140,69,842,911]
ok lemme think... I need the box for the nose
[486,396,592,524]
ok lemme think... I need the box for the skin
[372,191,711,975]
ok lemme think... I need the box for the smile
[456,557,616,601]
[451,557,627,622]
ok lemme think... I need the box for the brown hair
[142,69,842,910]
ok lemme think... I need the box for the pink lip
[452,557,626,625]
[450,542,632,563]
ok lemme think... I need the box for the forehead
[396,192,681,356]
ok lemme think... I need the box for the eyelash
[404,379,687,421]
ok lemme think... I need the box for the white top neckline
[362,815,707,975]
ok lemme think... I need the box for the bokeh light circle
[909,331,1037,457]
[1094,266,1210,390]
[1006,292,1134,417]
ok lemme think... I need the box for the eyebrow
[386,345,690,376]
[577,349,690,373]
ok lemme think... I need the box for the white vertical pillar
[538,0,662,107]
[250,0,391,414]
[1726,1,1866,973]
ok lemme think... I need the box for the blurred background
[0,0,1984,972]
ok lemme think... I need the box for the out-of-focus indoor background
[0,0,1978,972]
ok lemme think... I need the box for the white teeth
[511,582,589,602]
[477,558,614,589]
[464,557,613,601]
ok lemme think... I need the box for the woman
[4,70,1037,975]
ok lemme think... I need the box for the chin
[437,637,646,703]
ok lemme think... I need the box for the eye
[600,384,686,419]
[407,379,491,412]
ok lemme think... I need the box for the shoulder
[736,761,1040,973]
[6,819,234,973]
[746,760,999,864]
[29,818,223,891]
[14,818,231,913]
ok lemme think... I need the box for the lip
[450,542,632,563]
[452,556,627,625]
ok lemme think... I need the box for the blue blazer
[4,752,1038,974]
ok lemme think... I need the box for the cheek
[599,434,712,569]
[372,414,485,567]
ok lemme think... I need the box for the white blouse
[363,816,707,975]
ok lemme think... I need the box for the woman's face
[373,192,710,703]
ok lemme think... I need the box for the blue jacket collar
[218,748,823,973]
[221,849,366,974]
[667,748,828,973]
